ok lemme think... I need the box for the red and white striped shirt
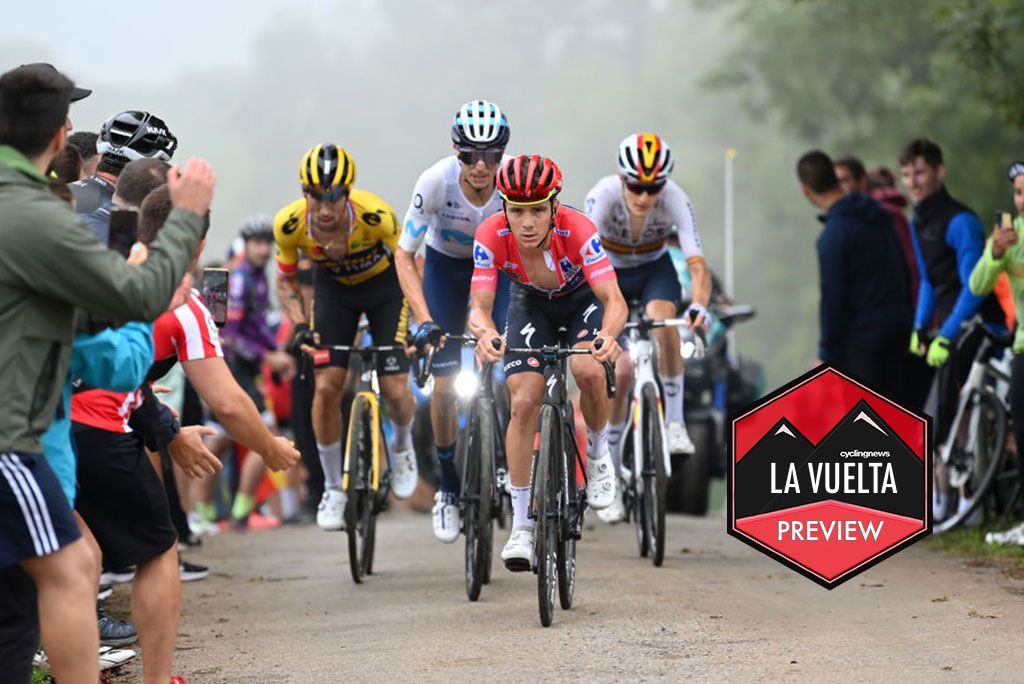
[72,292,223,433]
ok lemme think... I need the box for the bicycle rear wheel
[463,399,496,602]
[629,408,650,558]
[933,389,1007,534]
[536,405,558,627]
[345,395,376,583]
[642,384,668,567]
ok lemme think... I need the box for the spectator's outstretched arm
[940,213,989,339]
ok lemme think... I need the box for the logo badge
[728,365,930,589]
[473,242,494,268]
[580,236,606,265]
[527,357,540,368]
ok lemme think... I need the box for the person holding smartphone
[968,162,1024,546]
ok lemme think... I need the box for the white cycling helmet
[451,100,510,149]
[617,133,674,184]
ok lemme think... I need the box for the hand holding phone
[201,268,230,327]
[108,209,138,259]
[992,211,1018,258]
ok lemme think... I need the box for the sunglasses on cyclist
[624,180,666,195]
[304,185,348,203]
[457,148,504,167]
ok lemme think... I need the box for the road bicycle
[504,335,615,627]
[932,321,1020,533]
[619,305,704,566]
[319,341,404,583]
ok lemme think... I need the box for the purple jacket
[222,259,277,363]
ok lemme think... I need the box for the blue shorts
[423,246,511,376]
[0,452,80,568]
[614,252,683,309]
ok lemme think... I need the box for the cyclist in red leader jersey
[469,155,627,571]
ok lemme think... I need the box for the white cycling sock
[587,426,609,460]
[317,440,344,490]
[661,372,684,424]
[280,486,299,519]
[511,486,534,530]
[607,419,629,474]
[391,416,414,452]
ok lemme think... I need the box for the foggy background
[5,0,1022,391]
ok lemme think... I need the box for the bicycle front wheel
[556,413,577,610]
[345,394,377,583]
[536,405,559,627]
[933,389,1007,534]
[642,384,668,567]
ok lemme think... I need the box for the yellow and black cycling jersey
[274,188,400,287]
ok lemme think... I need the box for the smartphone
[999,212,1013,231]
[108,209,138,258]
[201,268,230,327]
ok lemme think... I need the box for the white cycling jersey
[399,156,505,259]
[583,175,704,269]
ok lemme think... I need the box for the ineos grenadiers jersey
[583,176,704,269]
[399,156,505,259]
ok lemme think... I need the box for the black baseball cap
[18,63,91,102]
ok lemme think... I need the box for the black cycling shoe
[97,605,138,647]
[179,560,210,582]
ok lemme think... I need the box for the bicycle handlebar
[504,338,616,399]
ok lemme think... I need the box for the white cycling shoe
[389,447,418,499]
[316,488,347,531]
[666,421,696,455]
[501,525,534,572]
[432,492,461,543]
[587,452,616,510]
[596,483,626,524]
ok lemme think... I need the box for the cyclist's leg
[642,253,684,426]
[503,288,557,530]
[608,265,642,467]
[421,248,474,497]
[367,295,416,449]
[310,270,356,498]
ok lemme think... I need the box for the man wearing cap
[0,62,214,683]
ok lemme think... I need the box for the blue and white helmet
[451,100,510,149]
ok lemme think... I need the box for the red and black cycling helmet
[496,155,562,205]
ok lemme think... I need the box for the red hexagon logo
[728,364,931,589]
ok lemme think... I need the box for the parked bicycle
[932,320,1020,533]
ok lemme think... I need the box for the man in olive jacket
[0,63,215,683]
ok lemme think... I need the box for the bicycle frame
[625,323,672,480]
[938,332,1011,469]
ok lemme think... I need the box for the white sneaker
[587,452,616,510]
[317,488,347,531]
[985,521,1024,545]
[596,483,626,524]
[390,447,418,499]
[501,525,534,572]
[187,511,220,537]
[666,421,696,455]
[99,646,136,671]
[432,492,461,543]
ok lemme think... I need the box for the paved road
[113,509,1024,683]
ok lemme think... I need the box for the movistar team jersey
[274,188,400,287]
[584,176,704,269]
[399,155,505,259]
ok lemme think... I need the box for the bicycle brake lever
[603,361,616,399]
[414,347,435,389]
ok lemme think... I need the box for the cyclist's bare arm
[469,289,503,363]
[688,256,712,308]
[275,272,307,327]
[591,278,627,363]
[183,357,299,471]
[395,247,432,324]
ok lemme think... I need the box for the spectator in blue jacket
[797,150,912,399]
[901,138,1006,441]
